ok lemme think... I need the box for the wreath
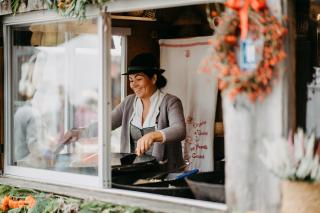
[205,0,287,102]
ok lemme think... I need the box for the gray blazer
[112,93,186,169]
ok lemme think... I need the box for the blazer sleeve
[111,94,135,130]
[111,101,124,130]
[81,95,132,136]
[160,97,186,143]
[80,101,124,137]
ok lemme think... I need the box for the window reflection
[110,35,123,153]
[12,19,100,175]
[111,35,122,109]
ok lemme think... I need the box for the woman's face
[129,73,156,99]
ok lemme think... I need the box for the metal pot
[186,171,225,203]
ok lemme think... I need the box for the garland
[6,0,111,19]
[46,0,111,20]
[204,1,287,102]
[11,0,22,14]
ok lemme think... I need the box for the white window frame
[2,7,111,189]
[111,27,131,100]
[106,0,224,13]
[1,1,228,212]
[103,0,228,209]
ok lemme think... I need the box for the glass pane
[111,35,122,109]
[110,36,123,153]
[11,19,100,176]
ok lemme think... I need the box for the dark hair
[156,75,167,89]
[144,72,167,89]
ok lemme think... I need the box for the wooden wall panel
[112,20,158,95]
[223,0,294,212]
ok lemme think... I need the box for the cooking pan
[112,172,194,199]
[186,171,225,203]
[112,153,159,176]
[53,153,158,176]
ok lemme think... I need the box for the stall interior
[2,2,226,203]
[110,3,226,202]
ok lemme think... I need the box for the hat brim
[122,66,165,75]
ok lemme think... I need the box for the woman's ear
[152,74,157,85]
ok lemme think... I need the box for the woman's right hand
[136,133,155,156]
[136,131,164,156]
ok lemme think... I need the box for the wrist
[152,131,164,143]
[149,132,157,142]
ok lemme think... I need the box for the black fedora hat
[123,53,165,75]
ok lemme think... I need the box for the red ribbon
[225,0,266,40]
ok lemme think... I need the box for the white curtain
[160,36,218,171]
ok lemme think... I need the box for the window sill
[0,176,227,213]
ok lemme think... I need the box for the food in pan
[133,178,162,185]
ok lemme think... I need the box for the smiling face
[129,72,157,99]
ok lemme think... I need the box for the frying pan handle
[175,168,199,180]
[54,128,84,155]
[53,137,72,155]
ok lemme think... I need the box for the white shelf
[111,15,156,21]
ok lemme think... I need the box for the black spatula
[120,153,137,165]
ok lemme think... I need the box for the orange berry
[224,35,237,45]
[211,11,218,17]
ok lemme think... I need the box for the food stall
[0,0,294,212]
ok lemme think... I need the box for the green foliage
[0,185,12,196]
[79,200,113,212]
[44,0,111,20]
[79,200,149,213]
[9,188,37,199]
[11,0,21,14]
[41,198,60,213]
[7,207,28,213]
[0,185,151,213]
[2,0,111,19]
[26,194,81,213]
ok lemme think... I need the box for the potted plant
[262,128,320,213]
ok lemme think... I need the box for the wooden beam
[111,15,156,21]
[223,0,291,212]
[284,0,296,132]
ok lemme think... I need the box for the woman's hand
[136,131,164,156]
[63,128,84,143]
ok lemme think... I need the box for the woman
[64,53,186,169]
[112,53,186,169]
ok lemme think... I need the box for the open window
[2,0,227,210]
[3,11,112,188]
[109,2,226,203]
